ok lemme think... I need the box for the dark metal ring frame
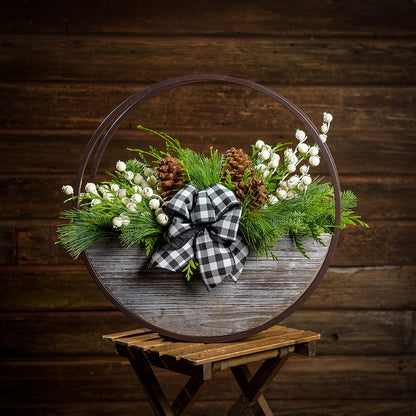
[75,74,341,342]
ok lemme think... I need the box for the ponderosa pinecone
[234,176,268,211]
[222,147,252,184]
[156,156,185,200]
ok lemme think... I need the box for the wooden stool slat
[183,338,303,365]
[150,342,206,356]
[146,326,293,362]
[102,327,153,341]
[131,339,171,351]
[149,342,219,360]
[212,349,281,371]
[179,329,320,365]
[117,332,164,346]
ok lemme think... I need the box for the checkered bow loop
[151,183,249,289]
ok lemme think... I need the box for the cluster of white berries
[61,160,171,229]
[252,112,333,203]
[274,112,333,200]
[116,161,158,188]
[114,160,168,226]
[254,140,281,181]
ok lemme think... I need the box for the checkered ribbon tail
[150,183,249,289]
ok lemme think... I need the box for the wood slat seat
[104,325,319,416]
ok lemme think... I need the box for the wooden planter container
[86,234,332,342]
[76,75,341,342]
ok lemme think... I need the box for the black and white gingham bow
[151,183,249,289]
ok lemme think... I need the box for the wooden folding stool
[104,325,319,416]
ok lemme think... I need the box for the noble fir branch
[297,182,337,236]
[302,184,367,231]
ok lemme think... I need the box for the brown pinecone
[222,148,252,184]
[156,156,185,200]
[234,176,268,211]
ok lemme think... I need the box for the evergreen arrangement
[58,113,367,281]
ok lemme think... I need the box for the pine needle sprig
[127,126,171,165]
[239,207,285,258]
[56,208,116,258]
[184,147,224,191]
[119,211,165,250]
[131,125,187,165]
[238,180,366,259]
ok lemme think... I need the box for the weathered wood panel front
[85,235,331,339]
[1,0,415,414]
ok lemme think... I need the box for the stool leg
[226,354,291,416]
[171,375,207,416]
[231,365,273,416]
[116,344,174,416]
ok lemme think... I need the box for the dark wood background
[1,1,415,414]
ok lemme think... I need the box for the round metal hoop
[76,74,341,342]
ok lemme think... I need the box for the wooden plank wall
[1,1,415,414]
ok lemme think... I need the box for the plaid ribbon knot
[151,183,249,289]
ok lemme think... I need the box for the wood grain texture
[0,311,135,356]
[304,266,416,311]
[0,224,15,265]
[0,266,112,312]
[13,220,72,265]
[1,310,414,356]
[1,400,415,416]
[1,130,416,175]
[2,36,415,85]
[2,265,415,312]
[283,310,416,356]
[1,0,415,36]
[1,355,414,401]
[84,235,331,339]
[332,221,416,267]
[1,83,415,131]
[10,219,416,267]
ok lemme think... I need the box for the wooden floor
[1,1,415,415]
